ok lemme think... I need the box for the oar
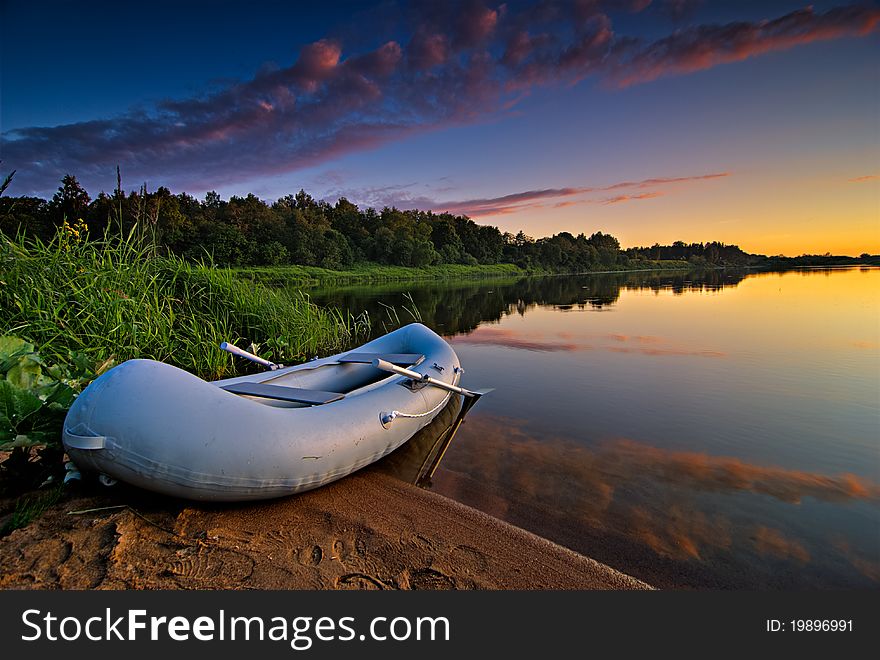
[371,358,484,398]
[220,342,283,370]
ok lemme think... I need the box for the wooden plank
[220,382,344,405]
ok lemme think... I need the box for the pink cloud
[849,174,879,183]
[427,172,726,217]
[602,191,665,205]
[603,172,729,190]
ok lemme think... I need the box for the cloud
[319,171,727,216]
[602,172,729,190]
[3,2,876,196]
[601,191,665,205]
[656,0,703,23]
[428,172,727,217]
[407,31,451,70]
[608,5,880,87]
[849,174,879,183]
[552,200,583,209]
[437,186,590,215]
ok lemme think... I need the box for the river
[308,267,880,589]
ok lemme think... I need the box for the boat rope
[381,390,454,424]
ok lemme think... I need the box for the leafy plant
[0,336,111,451]
[0,336,113,492]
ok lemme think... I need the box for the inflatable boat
[62,323,482,501]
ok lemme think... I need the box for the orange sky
[473,168,880,256]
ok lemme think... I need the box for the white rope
[383,390,454,423]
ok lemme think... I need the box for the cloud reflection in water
[431,413,879,587]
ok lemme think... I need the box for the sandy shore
[0,468,650,590]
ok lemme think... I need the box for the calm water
[310,268,880,589]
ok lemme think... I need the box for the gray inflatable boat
[62,323,477,501]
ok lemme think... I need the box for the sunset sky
[1,0,878,255]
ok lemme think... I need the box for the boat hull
[62,323,462,501]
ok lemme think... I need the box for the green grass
[234,259,694,288]
[235,262,527,287]
[0,230,369,380]
[0,485,63,536]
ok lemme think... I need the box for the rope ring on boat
[380,391,454,428]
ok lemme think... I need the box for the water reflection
[371,395,463,487]
[430,413,879,589]
[310,269,752,338]
[448,326,728,358]
[308,266,880,589]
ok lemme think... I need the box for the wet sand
[0,469,650,590]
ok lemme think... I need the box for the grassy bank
[0,230,368,380]
[235,262,525,287]
[235,259,693,287]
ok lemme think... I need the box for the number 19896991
[766,620,853,632]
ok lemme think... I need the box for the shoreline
[234,261,696,288]
[233,260,878,289]
[0,469,651,590]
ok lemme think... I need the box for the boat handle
[63,430,107,450]
[372,358,480,398]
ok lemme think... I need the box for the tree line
[0,174,758,270]
[624,240,755,266]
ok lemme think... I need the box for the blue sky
[1,0,878,254]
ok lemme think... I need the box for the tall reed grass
[0,228,370,379]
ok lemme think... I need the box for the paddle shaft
[371,358,478,397]
[220,342,280,370]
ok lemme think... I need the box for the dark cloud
[656,0,702,23]
[407,30,451,70]
[3,2,877,196]
[608,5,880,87]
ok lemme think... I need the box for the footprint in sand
[451,544,490,573]
[169,546,254,584]
[297,544,323,566]
[405,534,437,553]
[408,568,456,590]
[335,573,385,590]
